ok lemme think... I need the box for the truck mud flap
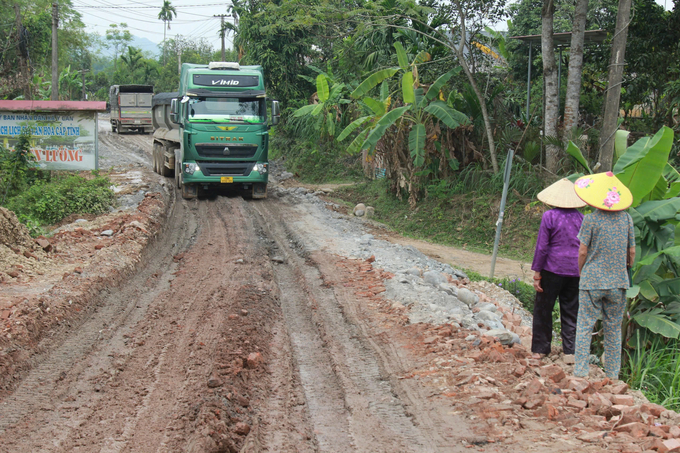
[252,183,267,200]
[181,183,198,199]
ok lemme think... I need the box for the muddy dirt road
[1,121,673,453]
[0,125,474,452]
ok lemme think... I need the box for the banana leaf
[633,308,680,339]
[654,277,680,297]
[424,101,469,128]
[394,42,409,70]
[402,72,415,104]
[409,123,426,167]
[293,104,317,117]
[351,68,399,99]
[326,112,335,137]
[566,141,592,174]
[614,126,674,205]
[614,130,630,161]
[421,67,462,107]
[361,106,411,151]
[363,98,386,116]
[316,74,329,103]
[635,197,680,222]
[337,116,371,142]
[346,129,370,155]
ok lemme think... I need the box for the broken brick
[615,422,650,438]
[540,364,566,383]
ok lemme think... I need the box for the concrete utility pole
[214,14,228,61]
[15,5,31,100]
[79,69,89,100]
[599,0,633,171]
[51,3,59,101]
[177,48,182,74]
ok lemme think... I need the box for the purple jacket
[531,208,584,277]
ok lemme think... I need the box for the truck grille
[201,162,254,176]
[195,143,258,159]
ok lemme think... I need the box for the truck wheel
[175,160,182,189]
[160,150,173,177]
[152,143,159,174]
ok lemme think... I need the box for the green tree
[158,0,177,64]
[105,23,132,73]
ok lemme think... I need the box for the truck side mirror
[271,100,280,126]
[170,98,178,124]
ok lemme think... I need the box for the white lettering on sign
[211,79,240,86]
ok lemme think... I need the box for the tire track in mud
[249,198,435,452]
[0,190,196,450]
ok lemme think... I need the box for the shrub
[6,174,116,227]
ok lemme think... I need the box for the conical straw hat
[574,171,633,211]
[537,178,587,208]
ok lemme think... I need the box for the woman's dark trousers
[531,270,579,355]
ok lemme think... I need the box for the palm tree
[158,0,177,64]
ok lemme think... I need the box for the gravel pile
[269,165,531,345]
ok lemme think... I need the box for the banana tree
[567,126,680,340]
[293,69,350,142]
[337,42,469,168]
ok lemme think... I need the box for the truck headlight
[183,163,200,175]
[254,163,268,175]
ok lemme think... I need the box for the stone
[364,206,375,218]
[457,288,479,307]
[438,283,458,296]
[641,403,666,417]
[354,210,365,217]
[483,329,514,345]
[423,270,447,287]
[207,376,223,388]
[513,365,526,377]
[246,352,263,369]
[423,336,438,345]
[100,229,114,237]
[612,394,635,406]
[522,379,545,397]
[567,377,591,393]
[465,335,477,341]
[540,364,566,383]
[353,203,366,216]
[562,354,575,365]
[35,237,52,252]
[567,397,588,409]
[611,383,630,394]
[405,268,422,277]
[523,394,546,410]
[615,422,650,438]
[236,394,250,407]
[475,311,505,330]
[670,426,680,438]
[233,422,251,435]
[663,439,680,452]
[576,431,608,443]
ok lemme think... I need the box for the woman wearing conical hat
[573,171,636,380]
[530,178,586,359]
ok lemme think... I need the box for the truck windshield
[187,97,265,124]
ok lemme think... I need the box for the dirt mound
[0,207,34,250]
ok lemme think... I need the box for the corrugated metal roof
[0,100,107,112]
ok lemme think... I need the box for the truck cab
[153,62,279,199]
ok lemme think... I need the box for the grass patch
[623,335,680,412]
[271,134,363,184]
[331,178,542,262]
[5,172,116,236]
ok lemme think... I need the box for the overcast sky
[74,0,235,49]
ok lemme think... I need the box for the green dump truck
[151,62,279,199]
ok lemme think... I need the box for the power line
[72,2,231,8]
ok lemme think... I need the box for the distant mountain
[130,36,160,57]
[98,36,160,58]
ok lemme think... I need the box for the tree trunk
[542,0,560,173]
[599,0,633,171]
[562,0,589,136]
[454,4,499,174]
